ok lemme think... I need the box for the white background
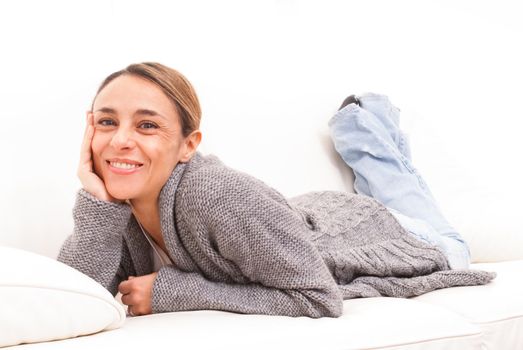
[0,0,521,258]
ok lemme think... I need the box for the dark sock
[338,95,360,111]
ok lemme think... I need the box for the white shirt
[133,215,174,272]
[147,234,174,272]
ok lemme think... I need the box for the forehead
[93,74,179,121]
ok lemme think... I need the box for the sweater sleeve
[57,189,134,296]
[151,169,344,318]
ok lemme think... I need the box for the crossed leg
[328,94,471,269]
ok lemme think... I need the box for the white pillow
[0,246,125,348]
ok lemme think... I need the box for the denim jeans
[328,93,471,270]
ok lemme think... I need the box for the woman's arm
[152,266,342,318]
[57,111,134,295]
[152,168,343,318]
[57,189,134,296]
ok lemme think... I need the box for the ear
[179,130,202,163]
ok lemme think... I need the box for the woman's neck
[130,197,168,251]
[129,197,161,235]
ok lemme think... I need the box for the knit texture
[58,152,496,318]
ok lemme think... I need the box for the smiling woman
[65,63,202,316]
[89,74,201,203]
[57,62,495,319]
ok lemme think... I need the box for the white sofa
[2,103,523,349]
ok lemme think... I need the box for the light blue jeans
[328,93,471,270]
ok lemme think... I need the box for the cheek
[148,140,180,171]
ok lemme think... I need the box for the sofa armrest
[465,223,523,264]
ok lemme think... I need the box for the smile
[110,161,141,169]
[106,159,144,174]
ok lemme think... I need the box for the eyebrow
[94,107,117,114]
[94,107,167,119]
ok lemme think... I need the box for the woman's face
[91,74,191,202]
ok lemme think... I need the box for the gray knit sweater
[57,152,496,318]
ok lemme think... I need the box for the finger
[80,124,94,166]
[82,112,93,139]
[121,293,134,306]
[89,112,95,129]
[80,125,90,157]
[128,305,143,317]
[118,280,132,295]
[80,120,93,156]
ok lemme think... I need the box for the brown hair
[92,62,201,137]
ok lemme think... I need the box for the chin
[106,185,139,202]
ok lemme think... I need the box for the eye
[97,118,116,127]
[139,121,158,129]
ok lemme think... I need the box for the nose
[109,125,136,150]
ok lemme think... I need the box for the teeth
[110,162,140,169]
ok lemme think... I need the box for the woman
[58,62,495,318]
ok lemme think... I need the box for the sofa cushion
[0,246,125,348]
[2,297,483,350]
[111,299,485,349]
[413,260,523,348]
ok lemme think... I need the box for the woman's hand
[77,112,118,202]
[119,273,158,316]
